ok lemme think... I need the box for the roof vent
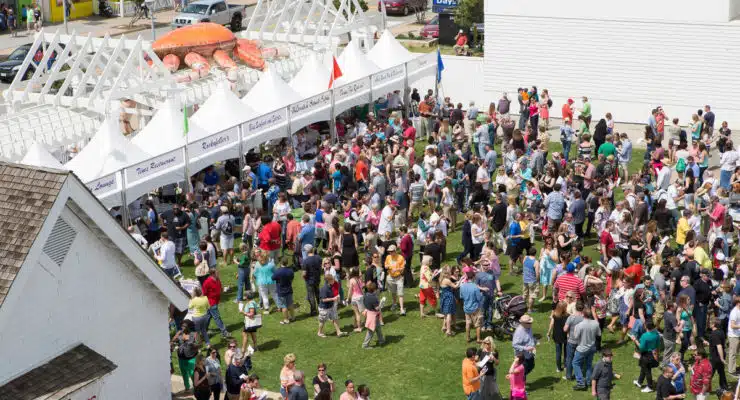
[43,217,77,267]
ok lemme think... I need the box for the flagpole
[329,54,337,144]
[182,100,192,197]
[434,48,440,103]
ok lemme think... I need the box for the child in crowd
[240,291,261,354]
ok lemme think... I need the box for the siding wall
[482,13,740,127]
[0,206,172,399]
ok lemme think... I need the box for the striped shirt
[554,273,585,301]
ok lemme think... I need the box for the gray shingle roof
[0,344,117,400]
[0,163,68,307]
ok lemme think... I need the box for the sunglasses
[318,368,326,371]
[229,345,236,348]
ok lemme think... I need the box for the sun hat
[519,315,533,324]
[387,245,397,252]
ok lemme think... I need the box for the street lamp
[144,0,156,40]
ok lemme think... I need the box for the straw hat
[519,314,533,324]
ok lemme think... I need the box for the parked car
[0,43,62,83]
[378,0,425,16]
[172,0,246,31]
[420,15,438,38]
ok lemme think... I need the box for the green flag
[183,105,189,137]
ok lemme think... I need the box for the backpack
[675,157,686,174]
[547,98,553,108]
[221,217,233,236]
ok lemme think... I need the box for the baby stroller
[492,294,527,337]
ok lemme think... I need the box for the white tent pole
[237,124,245,181]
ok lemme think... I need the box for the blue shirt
[522,256,537,284]
[544,191,565,220]
[254,261,275,285]
[508,221,521,246]
[257,162,272,186]
[147,209,160,232]
[474,271,496,298]
[298,224,316,249]
[459,282,483,314]
[204,170,219,186]
[247,172,257,190]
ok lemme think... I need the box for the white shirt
[471,222,485,244]
[729,307,740,338]
[476,165,490,189]
[720,150,740,171]
[656,166,672,190]
[131,232,148,248]
[157,240,177,269]
[433,168,446,186]
[378,206,394,236]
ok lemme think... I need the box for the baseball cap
[462,266,474,274]
[567,98,574,104]
[566,262,577,273]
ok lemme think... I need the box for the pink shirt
[710,204,726,229]
[509,364,526,397]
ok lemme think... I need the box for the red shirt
[202,276,222,306]
[259,221,282,251]
[599,231,615,252]
[456,34,467,47]
[400,234,413,259]
[623,264,644,287]
[554,273,585,301]
[561,104,573,121]
[690,358,712,394]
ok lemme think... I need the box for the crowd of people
[142,83,740,400]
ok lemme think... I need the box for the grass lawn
[172,142,730,399]
[400,43,484,57]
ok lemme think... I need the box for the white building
[0,162,189,399]
[482,0,740,128]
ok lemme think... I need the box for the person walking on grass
[418,256,437,318]
[462,347,485,400]
[240,291,261,354]
[591,348,620,400]
[385,245,407,316]
[272,256,296,325]
[521,247,539,313]
[362,281,385,349]
[632,319,659,393]
[571,309,601,391]
[460,266,484,343]
[318,273,347,338]
[512,314,536,377]
[202,269,231,339]
[689,347,713,400]
[708,317,728,393]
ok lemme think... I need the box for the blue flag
[436,48,444,83]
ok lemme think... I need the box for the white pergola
[0,104,98,161]
[243,0,385,49]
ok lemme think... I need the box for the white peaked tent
[188,81,254,174]
[335,40,379,84]
[65,114,150,208]
[126,99,208,203]
[333,40,378,115]
[241,68,302,113]
[290,53,331,97]
[21,142,66,169]
[368,29,416,68]
[66,116,149,183]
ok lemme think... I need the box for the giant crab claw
[184,52,211,78]
[213,49,237,71]
[162,54,180,72]
[235,38,266,71]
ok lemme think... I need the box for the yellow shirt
[385,254,406,278]
[676,218,690,245]
[519,220,530,240]
[189,296,210,317]
[694,246,712,269]
[419,264,432,289]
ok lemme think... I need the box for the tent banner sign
[406,52,437,80]
[87,172,119,197]
[188,126,239,159]
[244,109,287,136]
[335,78,370,101]
[125,149,184,184]
[290,92,332,117]
[372,65,405,88]
[432,0,457,12]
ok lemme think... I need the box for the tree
[333,0,369,18]
[454,0,483,31]
[408,0,427,23]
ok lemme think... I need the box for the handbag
[244,313,262,329]
[195,257,209,277]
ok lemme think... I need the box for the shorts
[318,306,338,323]
[386,275,404,296]
[522,283,539,299]
[419,287,437,306]
[276,293,293,309]
[174,237,186,254]
[465,309,483,328]
[351,295,365,312]
[220,235,235,250]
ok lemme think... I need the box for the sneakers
[640,387,653,393]
[572,385,586,391]
[632,380,641,388]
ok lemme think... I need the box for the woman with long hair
[538,237,557,302]
[346,267,365,333]
[548,301,568,372]
[439,266,459,336]
[205,347,223,400]
[593,119,608,157]
[539,89,551,131]
[478,336,504,400]
[192,354,211,400]
[528,97,539,138]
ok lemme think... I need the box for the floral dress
[440,285,456,315]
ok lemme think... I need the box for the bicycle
[128,1,149,28]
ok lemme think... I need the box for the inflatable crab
[152,22,284,81]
